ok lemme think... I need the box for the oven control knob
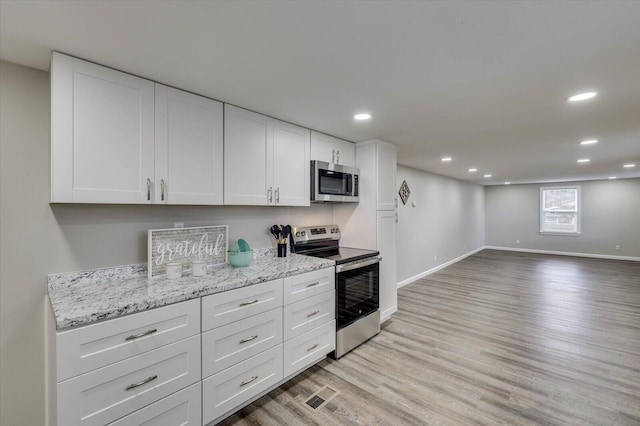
[301,231,306,237]
[296,232,300,237]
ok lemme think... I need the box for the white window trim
[539,185,581,235]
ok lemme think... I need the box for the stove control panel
[291,225,340,244]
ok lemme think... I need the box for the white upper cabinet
[154,84,223,205]
[273,120,310,206]
[50,53,224,205]
[377,140,397,210]
[310,131,355,167]
[225,105,310,206]
[51,52,155,203]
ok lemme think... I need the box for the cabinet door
[334,138,355,167]
[51,52,155,203]
[224,105,271,205]
[377,141,397,210]
[377,210,397,322]
[273,120,310,206]
[310,131,333,163]
[155,84,223,205]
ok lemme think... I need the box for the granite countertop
[48,251,334,330]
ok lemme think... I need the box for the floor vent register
[304,385,339,411]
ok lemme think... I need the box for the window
[540,186,581,234]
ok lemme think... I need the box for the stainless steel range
[290,225,381,358]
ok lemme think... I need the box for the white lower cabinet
[107,383,201,426]
[284,320,336,378]
[202,344,284,424]
[283,290,335,341]
[57,335,201,426]
[202,307,283,377]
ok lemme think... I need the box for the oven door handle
[336,257,381,273]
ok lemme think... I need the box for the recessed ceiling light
[468,168,477,172]
[568,91,597,102]
[623,163,636,168]
[608,177,617,179]
[354,113,371,120]
[577,158,590,163]
[484,174,492,178]
[504,182,511,185]
[580,139,598,145]
[441,157,452,162]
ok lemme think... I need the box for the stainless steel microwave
[311,160,359,203]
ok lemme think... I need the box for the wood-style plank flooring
[218,250,640,425]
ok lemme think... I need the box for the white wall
[395,166,485,284]
[0,60,333,425]
[485,179,640,258]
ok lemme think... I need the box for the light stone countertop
[48,251,334,330]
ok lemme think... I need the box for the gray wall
[485,179,640,257]
[0,60,333,425]
[396,165,485,284]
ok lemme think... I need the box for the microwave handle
[336,257,381,273]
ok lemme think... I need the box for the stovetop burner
[290,225,379,265]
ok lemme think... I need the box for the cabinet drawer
[283,290,335,341]
[57,335,201,426]
[283,267,334,305]
[56,299,200,381]
[284,320,335,378]
[202,308,283,378]
[202,344,283,424]
[107,383,201,426]
[202,279,283,331]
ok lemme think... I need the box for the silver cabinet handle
[306,281,320,287]
[307,343,319,352]
[267,187,273,203]
[395,212,398,223]
[332,149,335,163]
[307,310,320,317]
[125,328,157,341]
[275,187,280,204]
[395,198,398,208]
[240,299,259,306]
[336,150,340,164]
[240,375,258,387]
[146,178,152,201]
[239,335,258,344]
[126,374,158,391]
[160,179,165,201]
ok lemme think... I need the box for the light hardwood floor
[219,249,640,425]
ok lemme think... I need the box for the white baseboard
[396,246,485,289]
[484,246,640,262]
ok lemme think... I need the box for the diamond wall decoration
[398,180,410,205]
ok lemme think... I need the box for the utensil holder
[277,243,287,257]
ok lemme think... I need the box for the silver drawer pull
[240,299,259,306]
[125,328,157,341]
[126,374,158,391]
[306,281,320,287]
[240,375,259,387]
[307,310,320,318]
[240,335,258,344]
[307,343,319,352]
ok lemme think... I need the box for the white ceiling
[1,1,639,185]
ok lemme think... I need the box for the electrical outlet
[174,222,184,228]
[516,239,520,244]
[615,245,621,251]
[434,255,437,261]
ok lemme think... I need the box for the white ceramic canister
[166,263,183,279]
[192,260,207,277]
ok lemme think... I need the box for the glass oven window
[336,261,379,327]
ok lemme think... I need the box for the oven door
[335,257,380,329]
